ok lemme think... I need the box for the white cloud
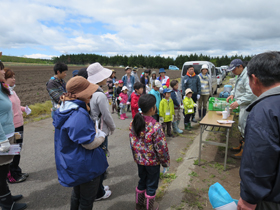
[24,54,56,59]
[1,0,280,58]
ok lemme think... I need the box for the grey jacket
[230,67,257,107]
[132,71,140,83]
[90,87,116,136]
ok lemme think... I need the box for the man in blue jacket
[238,51,280,210]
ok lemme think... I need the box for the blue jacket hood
[53,100,87,129]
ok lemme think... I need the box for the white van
[181,61,218,96]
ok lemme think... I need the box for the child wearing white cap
[118,86,129,120]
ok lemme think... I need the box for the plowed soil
[5,65,182,106]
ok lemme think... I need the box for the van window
[211,66,215,76]
[182,65,202,76]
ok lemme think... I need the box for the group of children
[109,77,198,137]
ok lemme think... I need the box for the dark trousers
[184,114,192,124]
[256,201,280,210]
[96,173,105,199]
[0,164,10,196]
[152,114,159,122]
[137,165,160,196]
[191,93,197,119]
[70,175,101,210]
[10,126,24,179]
[162,121,172,136]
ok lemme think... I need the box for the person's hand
[163,167,169,174]
[226,95,234,103]
[96,129,106,139]
[180,105,184,109]
[197,94,200,100]
[0,139,11,152]
[25,106,32,115]
[126,102,130,105]
[230,101,239,109]
[237,197,257,210]
[118,96,122,101]
[194,103,198,107]
[159,117,164,123]
[172,115,174,121]
[110,130,114,136]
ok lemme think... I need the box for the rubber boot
[172,122,178,133]
[124,113,128,119]
[198,109,202,120]
[184,124,188,130]
[176,121,183,134]
[120,114,125,120]
[202,109,207,118]
[184,123,190,131]
[231,148,243,159]
[135,187,145,210]
[188,122,193,129]
[0,192,27,210]
[230,139,244,152]
[176,120,183,133]
[12,195,23,202]
[191,114,197,123]
[145,192,159,210]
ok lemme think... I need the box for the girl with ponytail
[129,94,170,210]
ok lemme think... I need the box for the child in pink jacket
[118,86,128,120]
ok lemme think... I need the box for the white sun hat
[87,62,112,84]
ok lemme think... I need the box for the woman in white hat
[87,62,116,200]
[198,64,210,119]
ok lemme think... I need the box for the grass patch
[23,100,52,123]
[176,157,183,163]
[156,173,177,199]
[188,171,198,177]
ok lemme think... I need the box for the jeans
[137,164,160,196]
[70,175,101,210]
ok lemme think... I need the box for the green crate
[208,97,239,113]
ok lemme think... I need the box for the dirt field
[4,64,182,106]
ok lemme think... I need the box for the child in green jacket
[183,88,197,130]
[159,88,175,137]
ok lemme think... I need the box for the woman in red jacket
[130,82,144,118]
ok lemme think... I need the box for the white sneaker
[95,190,112,201]
[104,186,109,191]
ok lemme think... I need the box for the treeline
[53,53,254,68]
[1,55,52,64]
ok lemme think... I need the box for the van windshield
[182,64,207,76]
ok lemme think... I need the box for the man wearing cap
[122,66,135,112]
[226,59,257,159]
[157,68,170,88]
[181,65,201,123]
[148,80,162,122]
[132,67,140,83]
[238,51,280,210]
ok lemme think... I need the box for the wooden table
[198,111,234,170]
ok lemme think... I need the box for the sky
[1,0,280,59]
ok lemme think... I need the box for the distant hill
[1,55,53,64]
